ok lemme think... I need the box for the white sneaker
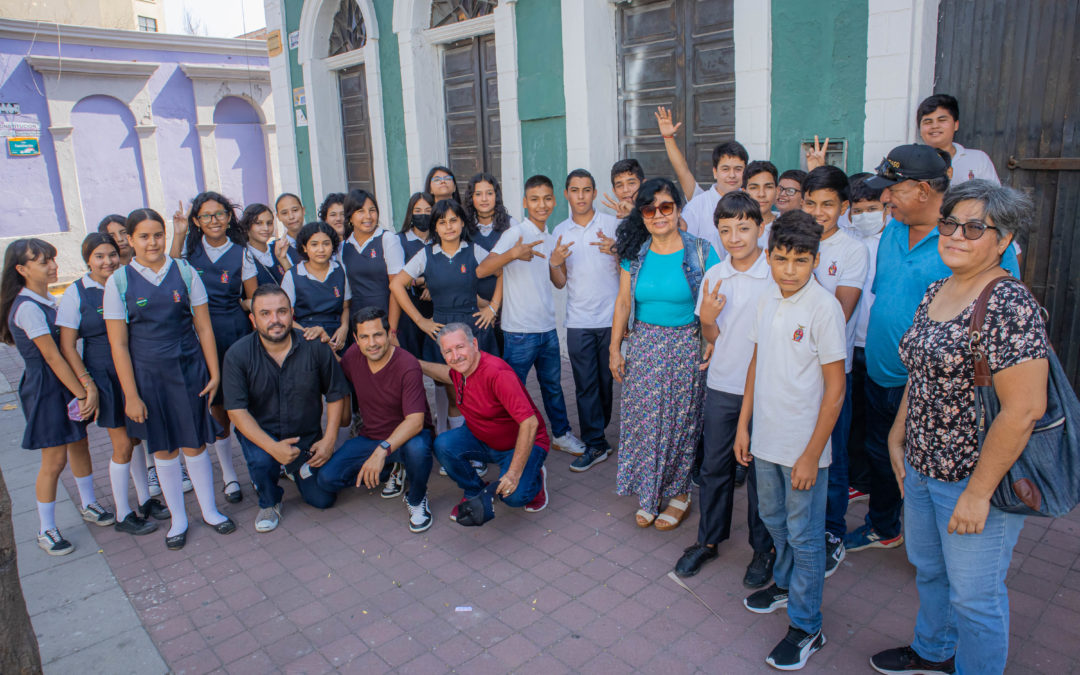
[551,432,586,456]
[407,496,432,533]
[381,463,406,498]
[37,528,74,556]
[255,503,282,533]
[472,460,489,478]
[147,466,161,497]
[80,501,116,526]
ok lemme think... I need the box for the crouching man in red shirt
[421,322,550,521]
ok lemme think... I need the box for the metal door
[338,64,375,193]
[935,0,1080,388]
[443,34,501,193]
[617,0,735,186]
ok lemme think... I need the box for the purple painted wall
[213,96,269,208]
[72,95,148,225]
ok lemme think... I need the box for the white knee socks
[109,461,132,521]
[155,456,188,537]
[37,500,56,534]
[210,439,240,489]
[184,451,226,526]
[128,444,150,505]
[74,474,96,510]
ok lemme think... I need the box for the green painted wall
[371,0,409,224]
[283,0,315,216]
[769,0,868,174]
[515,0,568,226]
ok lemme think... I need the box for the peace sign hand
[172,200,189,235]
[601,192,633,219]
[548,235,574,267]
[590,229,617,257]
[655,106,682,138]
[510,236,545,262]
[699,278,726,325]
[805,135,830,171]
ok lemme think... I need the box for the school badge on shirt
[173,290,181,303]
[333,286,341,298]
[827,261,838,276]
[369,249,377,258]
[95,306,104,315]
[220,270,229,284]
[793,325,805,342]
[460,264,467,274]
[136,297,149,308]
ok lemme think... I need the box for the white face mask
[849,210,885,237]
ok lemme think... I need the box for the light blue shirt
[865,219,1020,387]
[621,248,721,327]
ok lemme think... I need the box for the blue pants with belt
[433,425,546,507]
[502,329,571,439]
[237,432,336,510]
[316,430,434,506]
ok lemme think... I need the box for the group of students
[1,92,1018,671]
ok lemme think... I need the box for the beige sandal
[654,494,692,531]
[635,509,656,528]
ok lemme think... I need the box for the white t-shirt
[681,185,724,258]
[813,228,869,373]
[491,219,556,333]
[748,279,847,468]
[950,143,1000,185]
[694,251,773,395]
[103,259,208,321]
[280,260,352,307]
[345,229,405,275]
[551,212,621,329]
[56,275,105,330]
[853,231,882,348]
[182,239,257,281]
[12,288,57,339]
[402,241,488,278]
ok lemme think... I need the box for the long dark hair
[424,165,462,204]
[184,191,246,256]
[401,191,435,233]
[238,203,273,242]
[343,189,379,239]
[81,232,120,263]
[464,172,511,237]
[614,177,685,261]
[0,238,57,345]
[429,199,471,248]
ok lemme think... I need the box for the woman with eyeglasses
[424,165,462,205]
[610,178,719,531]
[869,180,1048,675]
[171,192,258,505]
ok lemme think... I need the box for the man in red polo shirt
[421,323,550,520]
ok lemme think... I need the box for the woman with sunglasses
[610,178,719,531]
[870,180,1048,675]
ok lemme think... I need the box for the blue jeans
[236,431,336,510]
[864,376,906,537]
[433,425,546,507]
[904,461,1024,674]
[755,458,828,635]
[825,372,853,537]
[566,327,613,451]
[502,330,571,438]
[317,430,434,506]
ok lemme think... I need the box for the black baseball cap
[865,144,950,189]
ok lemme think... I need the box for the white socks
[109,461,132,521]
[184,452,227,526]
[37,500,56,534]
[74,474,96,509]
[210,439,240,489]
[128,444,150,505]
[448,415,465,430]
[155,456,188,537]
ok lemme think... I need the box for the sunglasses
[938,216,998,241]
[874,157,923,183]
[640,202,676,219]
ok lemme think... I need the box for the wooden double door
[443,34,501,195]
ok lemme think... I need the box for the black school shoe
[674,543,718,578]
[766,626,826,670]
[139,497,170,520]
[870,646,955,674]
[166,529,188,550]
[203,517,237,535]
[744,550,776,589]
[115,511,158,536]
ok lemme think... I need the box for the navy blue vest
[249,246,285,286]
[471,226,500,301]
[424,244,480,320]
[74,279,113,370]
[8,294,57,365]
[292,265,346,330]
[187,240,245,317]
[341,233,391,314]
[123,264,200,360]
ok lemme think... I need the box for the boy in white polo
[477,175,587,459]
[551,169,621,471]
[735,210,846,671]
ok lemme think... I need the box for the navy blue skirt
[88,363,126,430]
[18,360,87,449]
[209,308,252,408]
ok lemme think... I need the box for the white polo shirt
[182,239,257,281]
[103,259,209,321]
[345,229,405,275]
[11,288,58,339]
[950,143,1000,185]
[680,185,724,258]
[748,278,847,469]
[491,218,556,333]
[551,212,621,329]
[853,231,882,348]
[280,260,352,307]
[813,228,868,373]
[401,241,488,278]
[56,275,105,330]
[694,251,773,395]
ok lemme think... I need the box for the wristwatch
[378,440,391,452]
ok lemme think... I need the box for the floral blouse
[898,278,1049,482]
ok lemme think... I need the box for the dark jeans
[566,327,613,451]
[825,372,853,537]
[317,430,434,506]
[433,425,546,507]
[502,330,571,438]
[864,376,906,538]
[697,388,772,553]
[237,431,336,510]
[847,347,871,492]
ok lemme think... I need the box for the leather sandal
[635,509,656,528]
[655,494,692,531]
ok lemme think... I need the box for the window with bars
[137,16,157,32]
[430,0,497,29]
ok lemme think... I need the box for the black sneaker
[734,463,748,487]
[569,446,611,473]
[674,543,718,578]
[825,533,845,578]
[744,583,788,614]
[743,550,776,589]
[690,465,701,487]
[766,625,826,670]
[139,497,170,521]
[115,511,158,535]
[870,646,955,674]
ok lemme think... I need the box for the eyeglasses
[938,216,998,240]
[640,202,676,219]
[777,187,801,197]
[431,176,455,184]
[197,211,229,224]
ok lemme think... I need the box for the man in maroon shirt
[315,307,435,533]
[421,323,550,520]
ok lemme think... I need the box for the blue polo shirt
[865,219,1020,388]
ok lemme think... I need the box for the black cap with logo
[865,144,950,189]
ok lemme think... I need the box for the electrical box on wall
[799,138,847,171]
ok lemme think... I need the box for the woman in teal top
[610,177,717,531]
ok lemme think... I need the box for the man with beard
[223,284,350,532]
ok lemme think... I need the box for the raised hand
[601,193,633,219]
[548,235,574,267]
[510,235,545,262]
[655,105,682,138]
[805,135,830,171]
[698,278,727,325]
[172,200,189,235]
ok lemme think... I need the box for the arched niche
[213,96,270,207]
[71,95,148,227]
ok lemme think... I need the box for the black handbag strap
[967,275,1016,387]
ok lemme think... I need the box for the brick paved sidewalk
[5,345,1080,673]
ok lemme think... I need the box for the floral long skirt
[615,321,706,513]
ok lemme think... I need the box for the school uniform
[402,241,496,360]
[950,142,1000,185]
[396,230,433,359]
[103,259,220,452]
[272,234,301,266]
[472,220,513,354]
[8,288,87,449]
[248,244,285,286]
[280,261,351,342]
[680,185,726,259]
[56,276,126,429]
[340,229,404,323]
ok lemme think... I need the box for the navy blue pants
[825,372,854,538]
[566,327,613,451]
[237,432,336,509]
[864,376,906,538]
[316,430,434,506]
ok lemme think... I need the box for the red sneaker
[848,487,869,503]
[449,496,468,522]
[524,467,548,513]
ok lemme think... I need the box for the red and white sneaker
[524,466,548,513]
[848,487,869,503]
[449,496,468,522]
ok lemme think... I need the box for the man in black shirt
[223,285,350,532]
